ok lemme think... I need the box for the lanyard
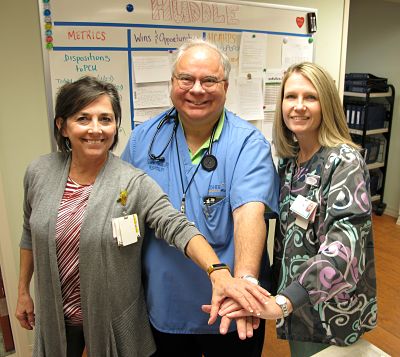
[175,120,219,214]
[282,149,325,236]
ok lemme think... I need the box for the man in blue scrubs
[122,39,279,356]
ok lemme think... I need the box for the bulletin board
[38,0,317,153]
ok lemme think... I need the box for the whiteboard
[38,0,316,153]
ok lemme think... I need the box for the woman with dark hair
[15,76,270,357]
[217,63,377,357]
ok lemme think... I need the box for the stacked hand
[202,298,261,340]
[205,273,294,339]
[205,269,272,339]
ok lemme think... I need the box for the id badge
[290,195,317,220]
[295,215,309,230]
[112,214,141,246]
[290,195,318,229]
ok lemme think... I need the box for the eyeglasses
[173,74,226,92]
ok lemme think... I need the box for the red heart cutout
[296,17,304,28]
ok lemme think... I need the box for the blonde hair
[273,62,358,158]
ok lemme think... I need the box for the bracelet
[240,274,260,286]
[206,263,231,276]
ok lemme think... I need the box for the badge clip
[305,174,320,187]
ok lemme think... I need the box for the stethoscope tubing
[147,107,219,213]
[147,107,178,162]
[148,107,218,172]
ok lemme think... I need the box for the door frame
[0,171,32,356]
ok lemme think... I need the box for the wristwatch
[275,295,290,318]
[240,274,260,286]
[206,263,231,276]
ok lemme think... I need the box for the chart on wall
[39,0,317,153]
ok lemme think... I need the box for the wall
[257,0,348,87]
[0,0,347,352]
[0,0,51,267]
[0,0,49,349]
[346,0,400,217]
[0,0,349,269]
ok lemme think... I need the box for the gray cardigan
[21,152,200,356]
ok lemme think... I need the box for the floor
[261,213,400,357]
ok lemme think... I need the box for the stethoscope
[148,107,219,213]
[148,107,218,172]
[148,107,178,162]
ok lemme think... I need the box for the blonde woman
[219,63,377,357]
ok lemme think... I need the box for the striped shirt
[55,177,93,326]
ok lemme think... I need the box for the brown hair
[54,76,121,152]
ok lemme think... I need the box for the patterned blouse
[273,144,377,346]
[55,177,93,326]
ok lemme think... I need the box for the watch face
[276,295,286,305]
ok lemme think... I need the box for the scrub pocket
[201,197,230,246]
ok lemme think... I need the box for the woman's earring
[65,138,72,151]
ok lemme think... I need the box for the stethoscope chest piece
[201,154,218,172]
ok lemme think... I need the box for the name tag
[305,173,320,187]
[290,195,318,229]
[112,214,141,246]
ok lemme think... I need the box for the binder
[356,106,361,129]
[345,102,386,130]
[347,79,387,86]
[350,104,355,128]
[346,105,351,127]
[345,73,388,93]
[360,105,365,129]
[345,73,385,80]
[346,84,388,93]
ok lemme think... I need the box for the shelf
[344,83,394,215]
[371,194,381,202]
[367,162,384,170]
[344,89,393,98]
[349,128,389,135]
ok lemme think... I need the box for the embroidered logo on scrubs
[147,158,169,172]
[208,183,226,194]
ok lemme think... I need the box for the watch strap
[207,263,231,276]
[276,294,290,318]
[240,274,260,285]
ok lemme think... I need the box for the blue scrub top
[121,108,279,334]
